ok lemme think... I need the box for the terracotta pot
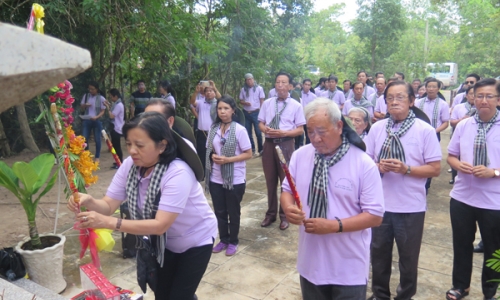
[15,234,66,293]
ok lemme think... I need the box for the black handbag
[0,247,26,281]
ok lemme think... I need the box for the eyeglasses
[220,137,226,146]
[386,95,408,102]
[464,81,476,85]
[475,94,498,101]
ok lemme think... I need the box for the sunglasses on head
[465,81,475,85]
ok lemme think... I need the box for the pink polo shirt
[452,92,465,108]
[448,117,500,209]
[364,118,442,213]
[342,99,374,118]
[451,103,473,121]
[374,95,387,115]
[206,123,251,185]
[320,90,346,107]
[415,97,450,129]
[258,97,306,136]
[195,99,215,131]
[268,88,277,98]
[301,91,317,108]
[106,157,218,253]
[239,86,265,111]
[282,144,384,286]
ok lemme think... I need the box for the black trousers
[195,130,208,172]
[155,243,213,300]
[300,276,367,300]
[450,198,500,298]
[370,211,425,300]
[110,129,123,163]
[209,181,246,245]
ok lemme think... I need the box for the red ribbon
[79,228,100,269]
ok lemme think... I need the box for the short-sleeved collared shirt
[258,97,306,136]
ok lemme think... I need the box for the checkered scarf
[378,110,416,163]
[205,121,238,191]
[419,97,440,128]
[465,102,477,117]
[308,136,350,219]
[327,90,337,100]
[269,98,287,129]
[205,98,217,122]
[473,110,498,166]
[352,96,374,110]
[244,83,260,98]
[125,163,169,267]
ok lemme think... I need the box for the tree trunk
[0,117,11,157]
[16,104,40,153]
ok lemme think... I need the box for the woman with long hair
[104,88,125,168]
[80,81,107,163]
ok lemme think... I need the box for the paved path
[61,129,489,300]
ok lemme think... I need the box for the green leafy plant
[0,153,58,249]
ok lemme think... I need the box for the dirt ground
[0,142,118,249]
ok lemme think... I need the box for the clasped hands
[284,205,334,234]
[378,158,407,174]
[456,162,494,178]
[265,126,286,138]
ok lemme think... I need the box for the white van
[426,62,458,88]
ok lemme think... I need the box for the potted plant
[0,153,67,293]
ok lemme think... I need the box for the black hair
[465,73,480,82]
[88,81,99,92]
[302,78,312,85]
[375,77,387,84]
[137,80,145,85]
[122,112,177,165]
[343,79,351,85]
[204,86,215,95]
[328,75,338,83]
[475,78,497,94]
[384,80,416,105]
[146,99,176,119]
[352,81,365,89]
[412,78,421,84]
[357,70,368,77]
[314,77,327,89]
[108,88,121,99]
[275,72,292,84]
[375,72,384,78]
[159,80,176,98]
[395,72,405,80]
[215,95,241,124]
[425,78,442,89]
[465,85,475,95]
[388,77,399,83]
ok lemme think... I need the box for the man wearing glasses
[364,81,442,300]
[446,78,500,300]
[451,74,481,109]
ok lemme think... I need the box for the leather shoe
[261,217,276,227]
[279,220,289,230]
[474,240,484,253]
[449,179,454,184]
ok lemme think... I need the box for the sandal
[446,288,470,300]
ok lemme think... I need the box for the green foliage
[0,154,58,249]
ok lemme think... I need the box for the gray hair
[304,97,342,125]
[348,107,371,126]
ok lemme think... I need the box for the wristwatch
[405,165,411,175]
[494,169,500,178]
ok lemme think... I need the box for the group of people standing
[70,69,500,300]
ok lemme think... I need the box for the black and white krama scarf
[473,110,498,166]
[378,110,416,163]
[269,98,287,129]
[308,136,350,218]
[125,163,169,267]
[205,121,238,190]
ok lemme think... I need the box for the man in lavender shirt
[415,78,450,141]
[301,78,317,144]
[258,72,306,230]
[282,98,384,300]
[446,78,500,300]
[239,73,266,157]
[346,71,375,99]
[364,81,442,300]
[451,73,480,109]
[342,82,374,118]
[320,75,346,109]
[371,77,386,121]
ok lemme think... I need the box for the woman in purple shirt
[206,96,252,256]
[158,80,176,109]
[104,88,125,168]
[68,112,217,299]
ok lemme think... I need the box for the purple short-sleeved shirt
[364,118,442,212]
[239,86,265,111]
[258,97,306,136]
[106,157,217,253]
[415,98,450,129]
[206,123,251,185]
[347,86,375,100]
[111,101,125,134]
[320,90,346,107]
[282,144,384,285]
[195,99,215,131]
[451,103,473,121]
[374,95,387,115]
[268,88,277,98]
[448,117,500,209]
[80,94,106,117]
[164,95,176,109]
[301,91,317,108]
[342,99,374,118]
[452,92,465,108]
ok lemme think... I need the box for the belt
[245,109,260,113]
[265,137,293,144]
